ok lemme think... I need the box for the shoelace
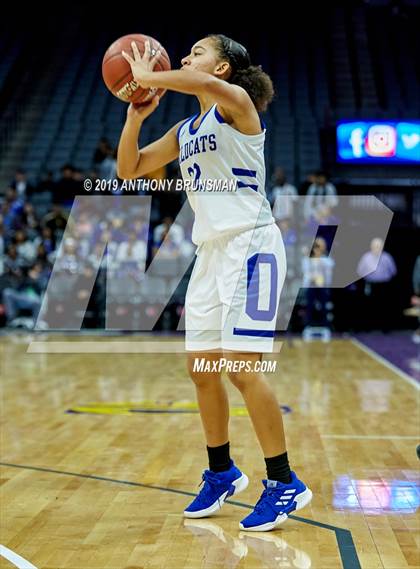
[196,470,226,506]
[254,488,283,515]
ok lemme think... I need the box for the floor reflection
[183,519,247,568]
[238,531,312,569]
[183,518,312,568]
[356,379,392,412]
[333,474,420,514]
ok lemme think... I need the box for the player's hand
[126,96,160,122]
[122,40,161,87]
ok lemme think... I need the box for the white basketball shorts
[185,223,286,353]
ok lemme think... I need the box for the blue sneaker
[239,471,312,531]
[184,461,249,518]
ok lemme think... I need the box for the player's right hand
[126,95,159,121]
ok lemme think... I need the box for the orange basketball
[102,34,171,105]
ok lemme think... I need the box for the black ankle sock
[207,442,232,473]
[265,451,291,484]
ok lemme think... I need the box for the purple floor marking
[354,332,420,383]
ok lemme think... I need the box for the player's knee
[187,354,221,387]
[189,370,220,388]
[188,367,220,387]
[226,370,253,391]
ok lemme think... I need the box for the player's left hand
[122,40,161,87]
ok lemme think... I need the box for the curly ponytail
[208,34,274,112]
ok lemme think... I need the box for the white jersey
[177,104,274,245]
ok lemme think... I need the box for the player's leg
[183,246,248,518]
[184,246,230,451]
[224,350,312,531]
[183,349,249,518]
[223,351,286,458]
[219,226,288,458]
[186,350,229,448]
[220,224,311,530]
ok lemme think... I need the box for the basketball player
[118,35,312,531]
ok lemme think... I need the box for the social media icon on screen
[365,125,396,157]
[349,127,364,157]
[401,133,420,150]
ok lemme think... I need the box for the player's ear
[214,60,230,79]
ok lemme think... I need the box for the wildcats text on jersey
[179,133,217,163]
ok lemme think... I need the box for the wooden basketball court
[1,334,419,569]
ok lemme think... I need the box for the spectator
[53,164,80,205]
[88,242,107,272]
[2,262,47,327]
[53,237,82,274]
[153,216,184,247]
[357,238,397,332]
[411,256,420,343]
[278,218,297,248]
[108,212,128,243]
[131,218,149,242]
[14,229,37,267]
[97,227,119,267]
[43,205,68,241]
[34,226,56,256]
[116,231,147,265]
[37,170,56,194]
[299,171,316,196]
[3,244,23,280]
[10,170,34,200]
[302,237,334,331]
[98,148,117,181]
[93,137,112,167]
[152,228,181,259]
[270,167,298,222]
[36,243,50,265]
[22,203,40,239]
[73,210,95,254]
[91,219,109,246]
[2,188,24,232]
[303,170,338,221]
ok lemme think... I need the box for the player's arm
[144,71,254,120]
[122,41,260,134]
[117,100,181,179]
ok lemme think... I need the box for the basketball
[102,34,171,105]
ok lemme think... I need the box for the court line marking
[26,340,284,354]
[350,338,420,390]
[322,434,419,440]
[0,461,361,569]
[27,341,189,353]
[0,544,38,569]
